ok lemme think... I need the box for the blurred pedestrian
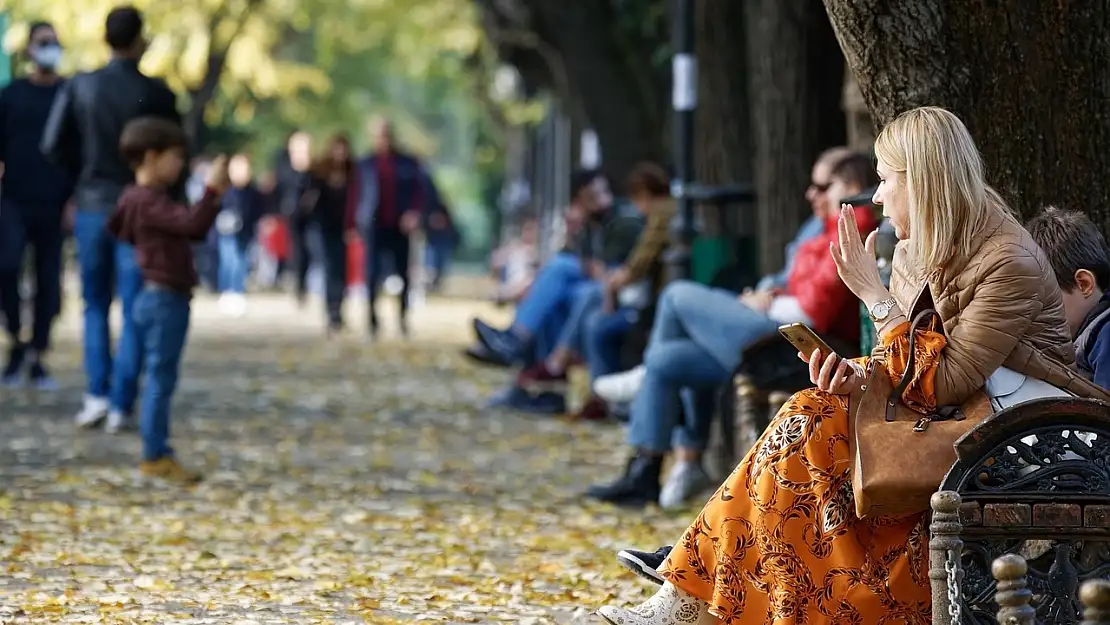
[349,116,429,338]
[215,153,264,316]
[274,131,314,305]
[42,6,180,431]
[303,134,356,334]
[0,21,73,389]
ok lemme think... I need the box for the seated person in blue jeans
[107,117,229,484]
[468,168,638,366]
[1026,206,1110,388]
[587,151,878,509]
[593,147,851,404]
[516,163,673,420]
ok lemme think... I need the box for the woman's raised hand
[830,204,885,303]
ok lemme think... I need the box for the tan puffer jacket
[888,206,1110,406]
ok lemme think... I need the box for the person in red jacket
[782,156,880,342]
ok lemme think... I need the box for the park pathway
[0,284,691,624]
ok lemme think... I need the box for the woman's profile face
[873,160,910,239]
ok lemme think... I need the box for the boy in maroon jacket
[107,117,229,483]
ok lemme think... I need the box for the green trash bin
[691,235,733,285]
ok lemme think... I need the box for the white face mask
[30,45,63,71]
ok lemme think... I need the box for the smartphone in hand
[778,323,839,362]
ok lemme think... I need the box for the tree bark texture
[695,0,753,190]
[693,0,754,239]
[746,0,846,274]
[824,0,1110,226]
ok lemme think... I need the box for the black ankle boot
[586,453,663,507]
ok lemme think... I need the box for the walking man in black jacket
[41,6,181,433]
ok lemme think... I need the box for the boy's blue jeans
[74,209,144,412]
[133,287,191,461]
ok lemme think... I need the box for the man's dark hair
[119,116,187,167]
[28,21,54,41]
[625,162,671,199]
[570,168,601,201]
[1026,206,1110,292]
[105,6,144,51]
[829,152,879,191]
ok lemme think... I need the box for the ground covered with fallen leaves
[0,283,694,624]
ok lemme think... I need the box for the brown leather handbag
[849,308,993,518]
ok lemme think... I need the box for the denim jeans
[554,281,602,354]
[583,307,636,379]
[628,281,781,453]
[74,209,144,410]
[0,200,64,352]
[217,235,249,294]
[513,252,584,334]
[133,287,191,461]
[647,280,780,373]
[423,237,453,287]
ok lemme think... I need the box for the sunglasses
[809,182,831,193]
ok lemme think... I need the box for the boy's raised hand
[206,155,231,193]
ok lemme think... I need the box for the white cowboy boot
[596,582,715,625]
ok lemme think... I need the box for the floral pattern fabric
[661,325,948,624]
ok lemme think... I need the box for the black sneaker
[585,454,663,507]
[1,344,26,387]
[472,319,525,364]
[462,344,514,368]
[27,359,58,391]
[617,546,672,585]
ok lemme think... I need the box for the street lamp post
[665,0,697,282]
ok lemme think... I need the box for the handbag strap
[886,309,941,416]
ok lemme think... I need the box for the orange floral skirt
[661,388,932,624]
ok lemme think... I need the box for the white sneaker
[74,395,110,428]
[596,582,714,625]
[104,410,129,434]
[593,365,647,404]
[218,293,247,317]
[659,461,713,510]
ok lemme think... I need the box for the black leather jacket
[41,58,180,209]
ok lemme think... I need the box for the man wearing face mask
[41,6,181,432]
[0,21,74,389]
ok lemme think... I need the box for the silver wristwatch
[868,296,898,324]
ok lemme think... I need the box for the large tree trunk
[695,0,752,190]
[823,0,1110,226]
[695,0,753,241]
[746,0,847,274]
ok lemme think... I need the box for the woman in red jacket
[783,189,879,341]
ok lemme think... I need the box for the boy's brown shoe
[139,457,202,485]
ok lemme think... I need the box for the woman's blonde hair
[874,106,1016,270]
